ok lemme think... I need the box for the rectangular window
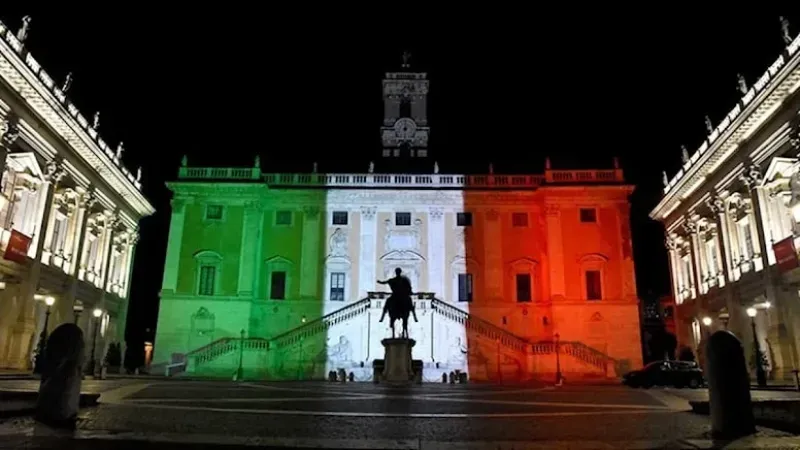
[270,271,287,300]
[383,149,391,157]
[585,270,602,300]
[198,265,216,296]
[276,210,292,226]
[206,205,223,220]
[456,212,472,227]
[516,273,532,302]
[52,215,67,253]
[417,149,428,158]
[396,212,411,226]
[332,211,348,226]
[579,208,597,223]
[739,222,753,259]
[458,273,473,302]
[512,212,528,227]
[706,240,719,275]
[330,272,345,301]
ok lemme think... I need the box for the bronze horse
[378,268,419,338]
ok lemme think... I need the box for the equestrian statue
[378,268,419,338]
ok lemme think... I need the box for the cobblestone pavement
[1,380,799,449]
[0,378,138,394]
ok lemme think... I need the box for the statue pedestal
[381,338,415,385]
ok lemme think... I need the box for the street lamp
[236,329,245,381]
[73,302,84,323]
[747,307,767,387]
[87,308,103,376]
[33,296,56,374]
[554,332,563,385]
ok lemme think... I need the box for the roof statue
[662,171,669,187]
[434,161,439,174]
[613,157,620,169]
[16,16,31,43]
[92,111,100,130]
[704,115,713,134]
[181,155,188,167]
[312,161,318,173]
[737,73,748,94]
[489,163,494,174]
[368,161,374,174]
[115,142,124,160]
[545,157,551,170]
[61,72,73,94]
[254,155,260,169]
[781,16,792,45]
[401,51,411,69]
[136,167,142,183]
[681,145,690,164]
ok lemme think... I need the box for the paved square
[1,380,798,448]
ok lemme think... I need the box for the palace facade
[0,19,155,370]
[154,62,643,382]
[650,29,800,379]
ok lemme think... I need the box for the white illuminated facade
[0,19,155,370]
[651,28,800,380]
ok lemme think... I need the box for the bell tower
[381,52,430,160]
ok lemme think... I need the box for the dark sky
[1,8,799,344]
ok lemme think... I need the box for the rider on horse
[378,268,419,338]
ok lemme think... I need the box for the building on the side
[650,29,800,380]
[0,19,155,370]
[153,56,643,382]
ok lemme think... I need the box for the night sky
[1,8,798,350]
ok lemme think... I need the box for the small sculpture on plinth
[368,161,375,174]
[17,16,32,43]
[378,268,418,338]
[737,74,748,95]
[781,16,792,45]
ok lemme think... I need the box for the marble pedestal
[381,338,415,385]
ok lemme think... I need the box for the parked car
[622,360,704,389]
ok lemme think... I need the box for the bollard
[35,323,85,429]
[706,330,756,439]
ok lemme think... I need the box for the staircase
[176,295,616,380]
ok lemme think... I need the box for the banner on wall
[4,230,31,264]
[773,236,799,273]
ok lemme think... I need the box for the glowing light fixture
[92,308,102,318]
[701,316,712,326]
[746,307,758,318]
[44,296,55,307]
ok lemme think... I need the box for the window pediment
[193,250,222,263]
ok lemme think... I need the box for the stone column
[359,206,377,299]
[161,198,186,293]
[427,207,444,299]
[99,214,120,295]
[117,231,138,368]
[299,205,320,299]
[665,237,681,302]
[64,189,96,305]
[545,204,565,300]
[483,209,502,301]
[682,217,701,300]
[237,202,261,297]
[706,195,731,286]
[7,159,66,369]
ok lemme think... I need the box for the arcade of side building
[652,32,800,381]
[152,60,644,382]
[0,21,155,371]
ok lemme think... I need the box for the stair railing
[430,298,529,354]
[269,297,372,350]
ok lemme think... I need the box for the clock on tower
[381,52,430,160]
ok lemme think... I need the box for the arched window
[579,253,608,301]
[194,250,223,296]
[509,258,538,303]
[265,256,294,300]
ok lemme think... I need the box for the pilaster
[161,198,186,293]
[545,204,565,299]
[64,189,96,305]
[0,112,20,177]
[358,206,377,299]
[483,209,502,301]
[427,207,444,299]
[237,203,261,296]
[299,205,320,299]
[683,218,702,300]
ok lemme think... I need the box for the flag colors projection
[152,165,643,382]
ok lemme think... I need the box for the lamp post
[73,302,84,324]
[236,329,245,381]
[33,296,55,374]
[87,308,103,376]
[747,307,767,387]
[555,332,563,385]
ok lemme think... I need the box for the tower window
[270,271,287,300]
[399,97,411,118]
[585,270,602,300]
[512,212,529,227]
[516,273,532,302]
[332,211,348,226]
